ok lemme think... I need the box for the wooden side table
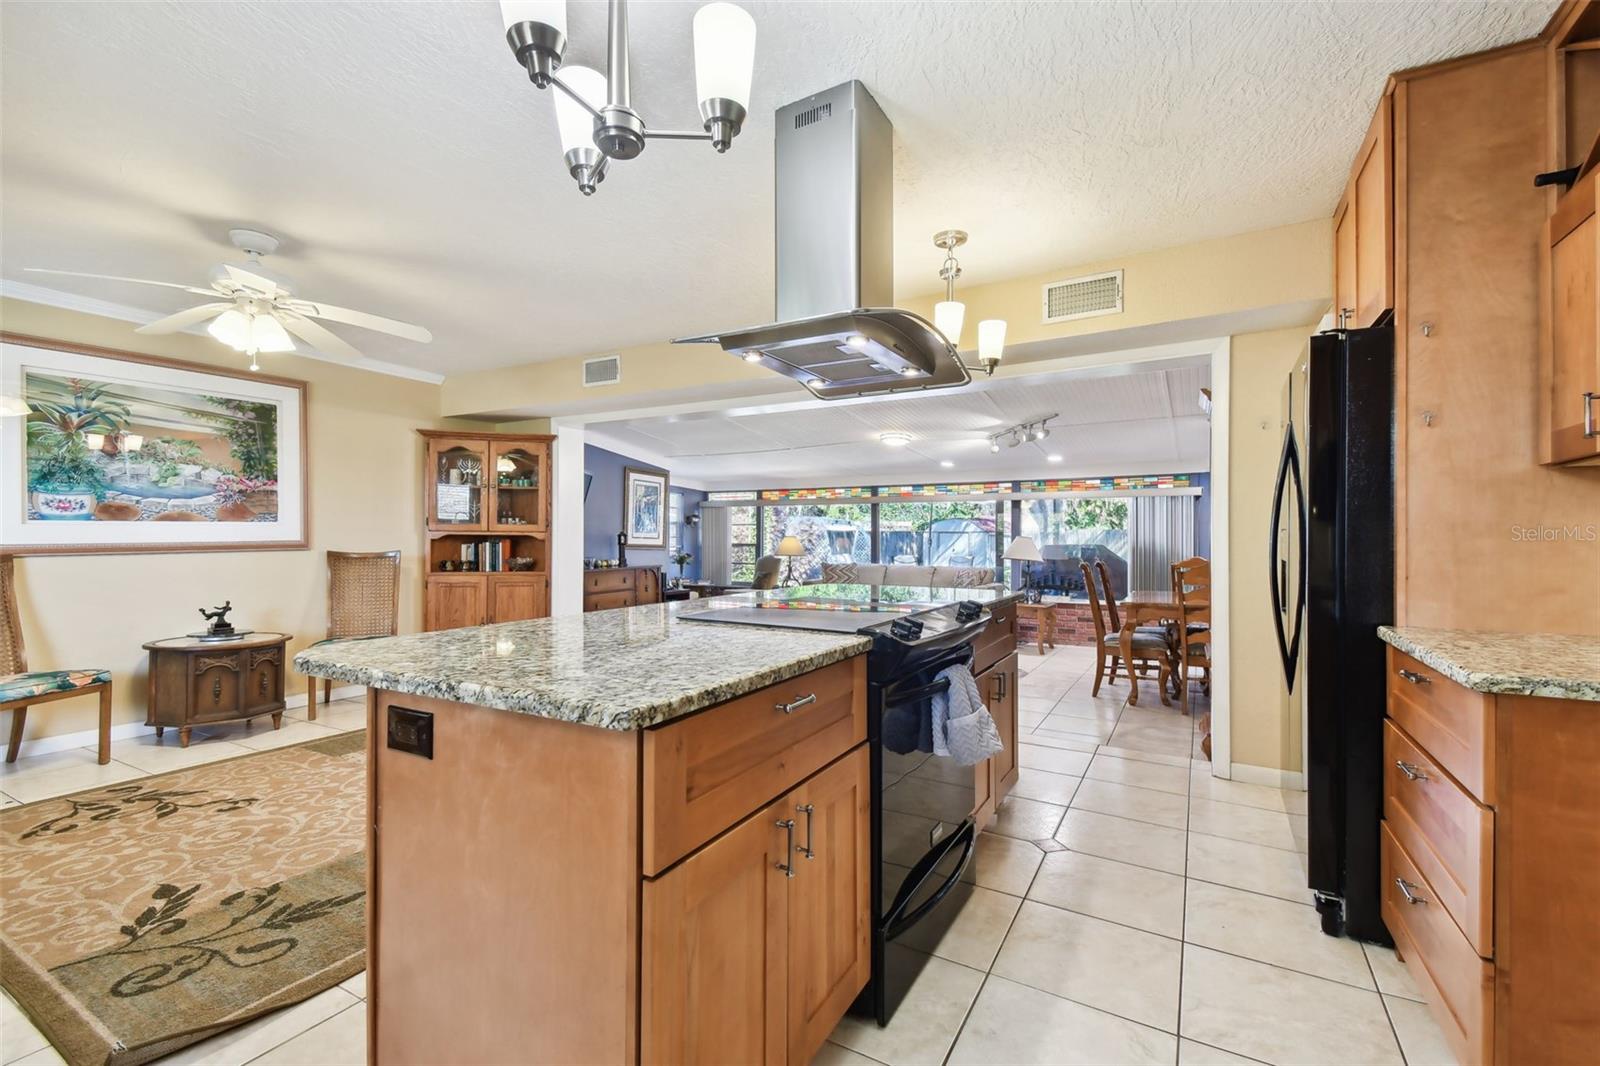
[142,632,292,747]
[1015,602,1056,655]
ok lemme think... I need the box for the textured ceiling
[591,360,1212,487]
[0,1,1554,374]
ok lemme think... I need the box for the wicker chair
[1,555,113,764]
[307,551,400,719]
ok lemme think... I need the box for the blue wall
[583,443,705,581]
[1190,472,1211,558]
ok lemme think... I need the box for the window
[1018,497,1131,597]
[728,505,758,584]
[669,491,682,553]
[877,500,998,567]
[764,503,872,582]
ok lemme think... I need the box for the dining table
[1118,588,1207,707]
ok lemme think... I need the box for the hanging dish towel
[930,664,1004,766]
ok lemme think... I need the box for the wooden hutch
[419,430,552,631]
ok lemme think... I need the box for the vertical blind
[1130,495,1196,591]
[699,506,732,584]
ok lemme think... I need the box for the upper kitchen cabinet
[1332,94,1395,329]
[1545,0,1600,203]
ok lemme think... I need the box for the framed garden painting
[1,333,308,554]
[622,464,668,549]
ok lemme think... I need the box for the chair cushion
[1103,632,1169,653]
[0,669,111,703]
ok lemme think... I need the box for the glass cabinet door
[427,437,489,531]
[489,442,548,533]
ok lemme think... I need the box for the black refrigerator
[1270,324,1395,942]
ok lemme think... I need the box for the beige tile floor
[0,647,1459,1066]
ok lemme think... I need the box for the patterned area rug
[1,732,367,1066]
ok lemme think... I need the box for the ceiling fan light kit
[500,0,755,197]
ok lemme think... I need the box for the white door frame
[1206,337,1232,778]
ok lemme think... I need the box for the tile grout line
[1368,943,1412,1065]
[238,998,365,1066]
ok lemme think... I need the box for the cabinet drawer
[586,590,634,612]
[1383,721,1493,955]
[973,605,1016,676]
[585,570,636,594]
[1386,648,1495,803]
[642,655,866,876]
[191,656,242,722]
[1381,823,1492,1066]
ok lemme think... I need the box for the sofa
[815,562,999,588]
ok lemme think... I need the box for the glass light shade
[1002,535,1043,562]
[933,301,964,347]
[208,309,295,353]
[207,309,250,349]
[977,319,1006,364]
[123,434,144,452]
[250,314,295,353]
[499,0,565,34]
[0,394,28,417]
[693,3,756,108]
[775,535,805,557]
[554,65,606,153]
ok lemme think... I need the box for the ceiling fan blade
[24,268,218,297]
[282,299,432,343]
[275,309,365,361]
[223,263,285,295]
[134,302,233,335]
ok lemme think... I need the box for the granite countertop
[295,600,871,730]
[1378,626,1600,702]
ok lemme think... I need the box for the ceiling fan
[26,229,433,370]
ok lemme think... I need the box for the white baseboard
[2,684,366,761]
[1228,762,1306,791]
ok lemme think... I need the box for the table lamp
[1003,536,1044,602]
[775,535,805,586]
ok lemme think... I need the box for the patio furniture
[1,554,113,764]
[308,550,400,719]
[1082,563,1170,705]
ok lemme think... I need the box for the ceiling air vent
[1042,269,1123,324]
[583,355,621,387]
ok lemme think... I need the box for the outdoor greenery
[201,396,278,480]
[25,422,107,498]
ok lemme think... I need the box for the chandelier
[499,0,756,196]
[932,230,1007,377]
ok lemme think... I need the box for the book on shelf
[456,537,517,572]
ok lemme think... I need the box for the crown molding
[0,279,445,385]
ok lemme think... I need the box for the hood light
[741,351,763,362]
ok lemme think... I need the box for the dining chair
[307,550,401,720]
[1,555,113,764]
[1081,562,1170,703]
[1169,556,1212,715]
[1094,558,1172,684]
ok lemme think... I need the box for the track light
[989,438,1001,454]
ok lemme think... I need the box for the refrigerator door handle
[1269,425,1308,691]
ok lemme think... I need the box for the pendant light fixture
[499,0,756,197]
[932,230,1006,377]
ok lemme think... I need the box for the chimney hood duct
[677,81,970,399]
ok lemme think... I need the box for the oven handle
[881,676,953,709]
[883,819,977,941]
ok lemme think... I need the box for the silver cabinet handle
[776,693,817,715]
[1338,307,1355,329]
[776,819,797,878]
[1395,760,1429,782]
[1585,392,1598,439]
[1397,669,1430,686]
[796,803,815,860]
[1395,878,1427,906]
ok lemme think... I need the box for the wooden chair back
[0,555,24,675]
[1171,556,1211,601]
[1094,559,1121,631]
[327,551,402,640]
[1078,562,1109,641]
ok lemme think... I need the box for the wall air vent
[793,102,832,129]
[583,355,621,387]
[1042,269,1123,324]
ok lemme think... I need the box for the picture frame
[622,464,668,549]
[1,332,309,555]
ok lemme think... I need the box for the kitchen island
[297,598,879,1066]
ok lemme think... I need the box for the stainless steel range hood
[678,81,970,400]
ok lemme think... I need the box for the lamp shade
[207,310,295,354]
[1002,535,1043,562]
[0,394,29,417]
[499,0,565,34]
[933,300,965,347]
[693,3,756,109]
[775,535,805,557]
[977,319,1006,364]
[553,65,606,154]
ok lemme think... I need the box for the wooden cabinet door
[988,653,1020,805]
[787,746,871,1066]
[973,669,997,829]
[487,440,548,533]
[636,567,661,604]
[243,646,283,714]
[643,795,790,1066]
[425,436,489,532]
[190,654,242,722]
[1544,171,1599,464]
[425,576,486,631]
[487,574,546,623]
[1352,95,1394,327]
[1334,192,1358,326]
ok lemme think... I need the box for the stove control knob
[956,600,983,623]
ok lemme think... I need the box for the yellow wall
[440,219,1332,419]
[1227,325,1311,771]
[1,298,486,743]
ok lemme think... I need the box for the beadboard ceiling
[590,359,1212,488]
[0,1,1554,375]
